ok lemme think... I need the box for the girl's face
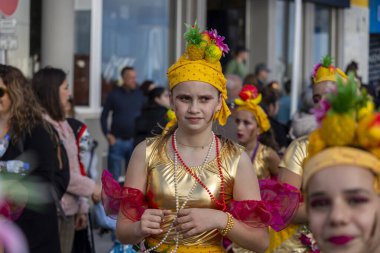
[59,79,71,111]
[235,110,260,146]
[170,81,222,133]
[307,166,380,253]
[0,78,11,117]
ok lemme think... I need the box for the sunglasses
[0,87,8,98]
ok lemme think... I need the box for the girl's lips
[328,236,354,245]
[236,133,243,139]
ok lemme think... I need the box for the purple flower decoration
[300,233,312,246]
[312,63,322,78]
[205,28,230,56]
[312,99,331,126]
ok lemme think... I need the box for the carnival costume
[101,23,301,253]
[265,56,348,253]
[232,85,278,253]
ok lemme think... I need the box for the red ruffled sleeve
[101,170,147,221]
[228,179,302,232]
[0,200,24,221]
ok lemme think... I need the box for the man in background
[100,66,145,181]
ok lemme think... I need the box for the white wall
[342,5,369,83]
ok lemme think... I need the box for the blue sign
[370,0,380,34]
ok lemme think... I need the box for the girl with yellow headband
[304,74,380,253]
[264,56,349,253]
[101,23,301,253]
[234,85,280,180]
[231,85,281,253]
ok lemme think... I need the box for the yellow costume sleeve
[279,136,309,176]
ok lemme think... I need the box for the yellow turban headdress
[234,85,271,133]
[303,73,380,191]
[166,23,230,126]
[312,55,347,85]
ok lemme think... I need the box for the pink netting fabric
[228,179,302,232]
[101,170,147,221]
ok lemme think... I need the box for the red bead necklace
[171,133,226,211]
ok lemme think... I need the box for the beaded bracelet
[219,212,234,236]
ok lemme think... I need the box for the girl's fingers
[143,228,163,235]
[176,221,194,232]
[176,215,192,224]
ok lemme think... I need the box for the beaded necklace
[143,131,215,253]
[172,131,226,211]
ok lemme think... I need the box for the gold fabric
[265,225,309,253]
[145,238,225,253]
[279,136,309,176]
[254,144,273,180]
[303,146,380,190]
[145,136,243,246]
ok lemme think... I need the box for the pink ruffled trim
[101,170,147,221]
[228,179,302,232]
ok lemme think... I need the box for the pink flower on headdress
[312,63,322,78]
[312,99,331,125]
[205,28,230,55]
[239,85,259,101]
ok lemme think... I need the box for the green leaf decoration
[327,73,358,114]
[321,55,333,68]
[184,21,203,46]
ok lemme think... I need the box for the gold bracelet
[219,212,234,236]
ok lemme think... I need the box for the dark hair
[120,66,134,77]
[148,87,165,103]
[0,64,46,143]
[140,80,155,96]
[261,85,280,111]
[235,46,248,55]
[259,130,279,151]
[345,61,359,76]
[32,67,67,121]
[284,79,291,94]
[242,73,256,86]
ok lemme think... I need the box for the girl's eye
[199,97,211,103]
[243,120,251,126]
[309,198,331,210]
[235,119,241,125]
[178,96,191,102]
[347,197,369,206]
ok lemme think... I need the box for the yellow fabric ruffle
[145,238,225,253]
[235,97,271,133]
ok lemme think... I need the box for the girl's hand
[175,208,227,237]
[138,209,171,237]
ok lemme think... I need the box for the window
[101,0,169,104]
[312,5,331,64]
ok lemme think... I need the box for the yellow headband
[167,24,231,126]
[303,147,380,191]
[234,85,270,133]
[312,56,347,85]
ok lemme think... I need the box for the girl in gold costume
[267,56,348,253]
[101,23,301,253]
[234,85,280,180]
[304,74,380,253]
[231,86,280,253]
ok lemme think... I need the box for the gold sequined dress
[145,136,243,252]
[266,135,310,253]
